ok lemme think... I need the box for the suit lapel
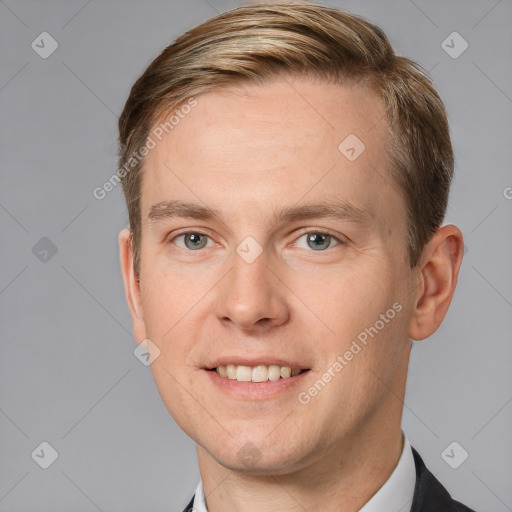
[182,494,195,512]
[410,447,475,512]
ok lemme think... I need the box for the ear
[118,228,147,342]
[408,225,464,341]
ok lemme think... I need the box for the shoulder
[411,447,476,512]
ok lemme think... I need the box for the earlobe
[408,225,464,341]
[118,228,146,341]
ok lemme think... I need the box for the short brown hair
[118,1,453,278]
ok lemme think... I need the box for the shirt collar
[192,436,415,512]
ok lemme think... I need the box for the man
[117,2,475,510]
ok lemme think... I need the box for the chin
[202,436,314,476]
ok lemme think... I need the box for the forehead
[141,76,404,233]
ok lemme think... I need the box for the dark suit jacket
[182,447,476,511]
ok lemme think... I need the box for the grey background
[1,0,511,510]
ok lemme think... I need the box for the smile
[211,364,308,383]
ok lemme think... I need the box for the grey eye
[179,233,209,250]
[297,232,338,251]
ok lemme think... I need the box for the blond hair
[118,1,453,277]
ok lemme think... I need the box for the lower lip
[204,369,311,400]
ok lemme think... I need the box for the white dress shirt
[192,436,416,512]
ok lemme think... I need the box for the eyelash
[168,229,345,252]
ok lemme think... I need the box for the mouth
[207,364,310,383]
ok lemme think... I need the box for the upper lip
[205,357,310,371]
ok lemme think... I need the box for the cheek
[295,260,397,340]
[139,261,204,333]
[149,359,202,440]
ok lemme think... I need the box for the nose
[216,248,290,332]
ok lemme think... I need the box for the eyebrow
[147,200,370,227]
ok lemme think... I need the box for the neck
[196,405,404,512]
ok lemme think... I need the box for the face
[123,76,420,474]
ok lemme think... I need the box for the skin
[119,75,463,511]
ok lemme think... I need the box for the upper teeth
[216,364,302,382]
